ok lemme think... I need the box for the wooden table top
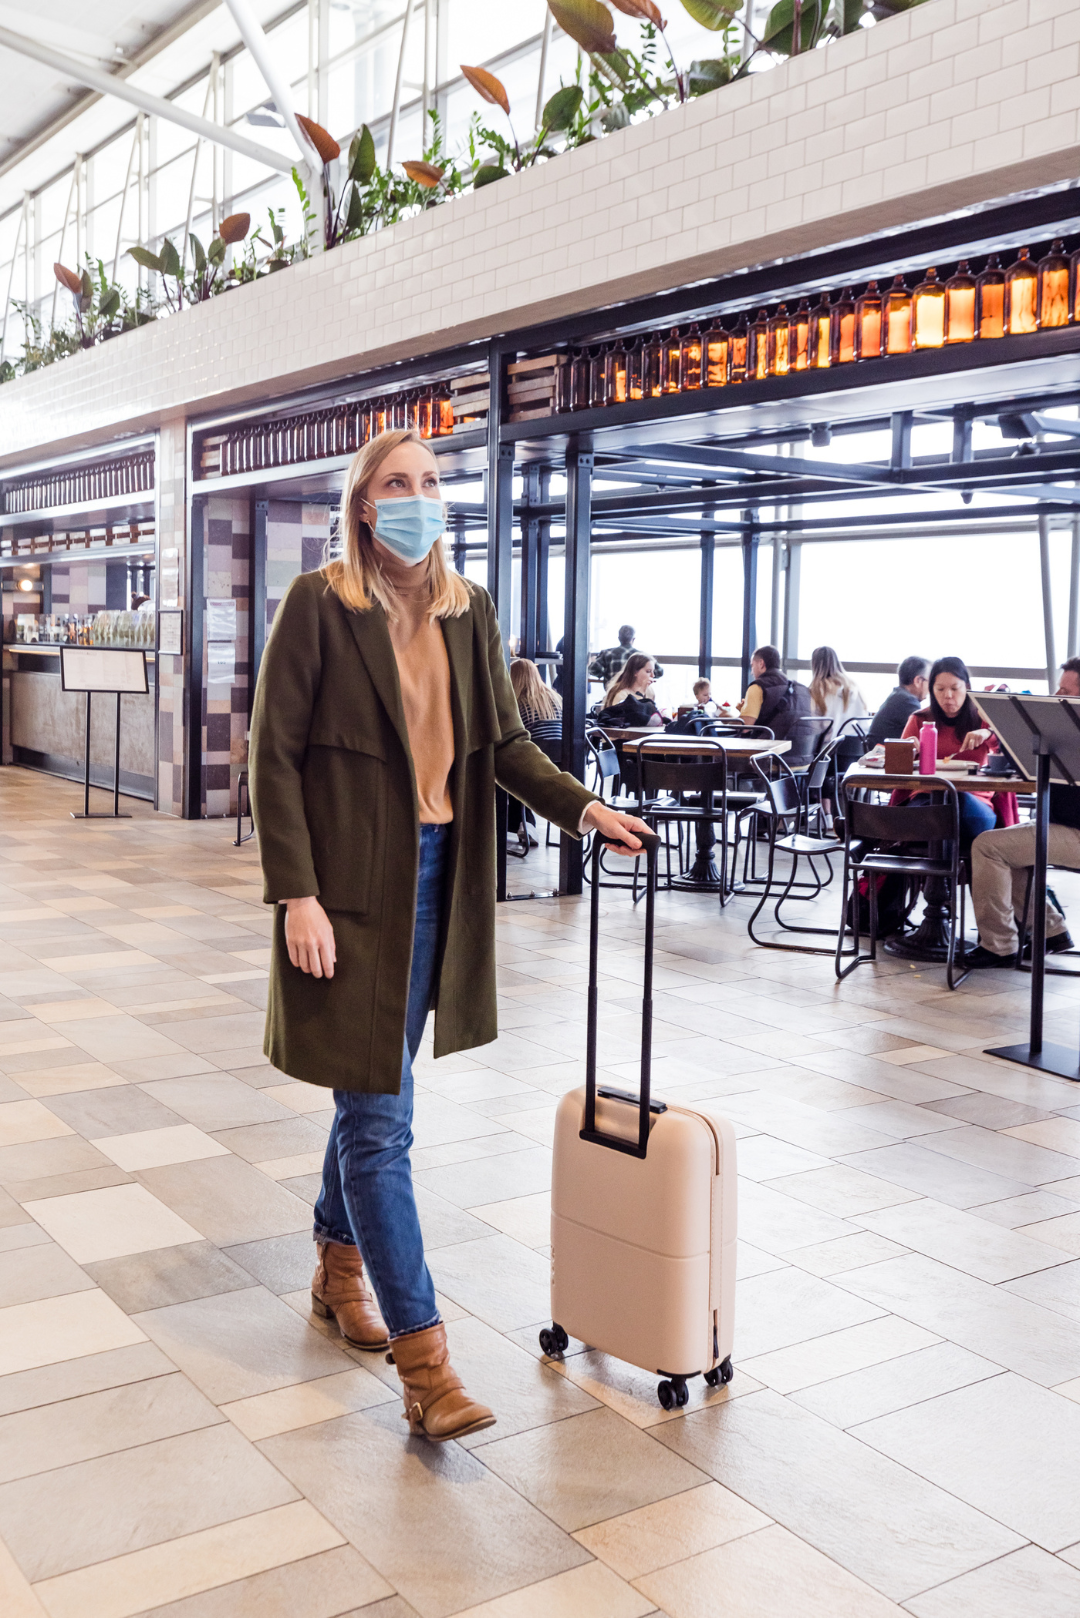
[620,736,791,758]
[845,762,1035,793]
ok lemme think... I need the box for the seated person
[896,656,1017,839]
[589,626,664,688]
[690,677,720,716]
[809,645,868,741]
[597,654,664,728]
[966,659,1080,968]
[737,644,809,733]
[866,656,931,748]
[507,658,561,846]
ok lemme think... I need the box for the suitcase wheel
[657,1376,689,1410]
[704,1357,734,1388]
[539,1323,569,1357]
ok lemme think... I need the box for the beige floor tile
[140,1076,293,1132]
[442,1316,600,1446]
[24,1184,204,1263]
[633,1522,904,1617]
[254,1151,326,1180]
[262,1080,339,1114]
[736,1267,885,1360]
[1004,1117,1080,1156]
[1016,1212,1080,1255]
[875,1044,951,1066]
[741,1315,940,1396]
[906,1545,1080,1618]
[209,1117,329,1164]
[427,1233,551,1332]
[858,1196,1071,1284]
[136,1156,310,1246]
[31,1499,346,1618]
[0,1241,93,1307]
[0,1538,46,1619]
[550,1346,760,1430]
[0,1370,222,1484]
[465,1191,550,1248]
[0,1101,73,1148]
[0,1289,145,1377]
[765,1163,920,1217]
[38,950,157,973]
[222,1367,396,1439]
[793,1342,1002,1429]
[0,1135,113,1189]
[139,1544,394,1619]
[0,1341,173,1417]
[457,1559,652,1617]
[93,1124,230,1171]
[133,1285,355,1403]
[573,1481,771,1580]
[14,1063,126,1098]
[25,998,122,1023]
[786,1232,910,1276]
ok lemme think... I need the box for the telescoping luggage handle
[583,828,665,1160]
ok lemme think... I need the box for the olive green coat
[248,570,596,1093]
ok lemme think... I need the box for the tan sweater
[390,612,454,824]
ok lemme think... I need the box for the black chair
[744,754,846,953]
[835,783,969,989]
[786,714,834,771]
[583,728,662,890]
[234,768,254,846]
[636,738,739,900]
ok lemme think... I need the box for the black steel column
[184,494,206,820]
[521,463,541,659]
[486,340,514,643]
[740,507,759,694]
[561,441,593,896]
[251,499,267,689]
[537,466,552,664]
[699,490,716,679]
[452,513,467,575]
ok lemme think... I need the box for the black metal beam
[741,509,759,695]
[184,495,206,821]
[520,463,540,660]
[560,441,592,897]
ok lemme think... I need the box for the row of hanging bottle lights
[556,241,1077,410]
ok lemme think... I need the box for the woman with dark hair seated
[596,653,665,729]
[896,655,1018,836]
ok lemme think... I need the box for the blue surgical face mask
[372,495,446,566]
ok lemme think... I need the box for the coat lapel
[342,602,412,766]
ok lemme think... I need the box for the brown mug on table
[883,739,916,775]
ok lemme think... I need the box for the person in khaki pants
[967,658,1080,968]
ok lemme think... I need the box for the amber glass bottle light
[944,261,976,344]
[790,300,811,370]
[570,350,590,411]
[884,275,913,355]
[768,305,791,376]
[854,282,882,360]
[705,320,729,387]
[976,255,1005,338]
[831,288,857,364]
[660,328,681,393]
[417,393,434,438]
[1070,245,1080,325]
[555,356,574,414]
[375,403,390,435]
[626,339,644,401]
[729,315,749,383]
[589,347,607,409]
[912,268,946,349]
[680,324,703,390]
[749,310,770,381]
[644,333,664,398]
[809,292,832,368]
[1005,247,1038,335]
[1037,238,1070,328]
[604,339,629,404]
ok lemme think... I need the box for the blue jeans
[911,791,997,840]
[312,822,448,1339]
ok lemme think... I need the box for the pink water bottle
[919,721,937,775]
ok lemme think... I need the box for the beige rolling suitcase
[541,833,737,1410]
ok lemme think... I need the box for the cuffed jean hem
[312,1223,355,1247]
[388,1309,442,1341]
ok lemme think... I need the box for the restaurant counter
[4,646,156,800]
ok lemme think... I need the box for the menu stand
[61,647,149,822]
[976,693,1080,1082]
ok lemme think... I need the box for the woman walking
[249,428,647,1443]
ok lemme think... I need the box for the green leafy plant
[128,214,250,309]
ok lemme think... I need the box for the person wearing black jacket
[966,659,1080,967]
[737,645,810,737]
[866,656,931,747]
[596,653,664,728]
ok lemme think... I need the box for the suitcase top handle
[584,829,661,1159]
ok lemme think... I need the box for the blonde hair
[323,428,471,620]
[808,645,863,715]
[511,658,560,720]
[605,651,653,707]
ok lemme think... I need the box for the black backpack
[762,679,812,741]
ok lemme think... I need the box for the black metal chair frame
[744,754,848,954]
[582,727,678,893]
[835,777,969,989]
[636,738,741,903]
[234,767,255,846]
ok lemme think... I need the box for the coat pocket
[303,744,386,914]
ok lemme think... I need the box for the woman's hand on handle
[582,801,653,853]
[284,896,336,978]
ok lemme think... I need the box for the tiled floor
[4,768,1080,1616]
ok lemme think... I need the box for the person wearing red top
[896,656,1018,837]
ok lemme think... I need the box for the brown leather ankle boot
[310,1241,389,1350]
[390,1322,495,1441]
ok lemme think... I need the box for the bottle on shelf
[680,324,703,390]
[662,328,682,393]
[944,261,976,344]
[604,339,629,404]
[627,337,645,401]
[570,349,591,411]
[790,300,811,371]
[589,346,606,409]
[417,392,435,438]
[854,282,883,360]
[1037,238,1070,328]
[768,305,791,376]
[831,287,857,364]
[644,333,664,398]
[435,385,455,436]
[884,275,913,355]
[705,320,729,387]
[809,292,832,368]
[912,268,946,349]
[1070,244,1080,326]
[403,392,420,430]
[749,310,770,381]
[976,254,1005,338]
[1004,247,1037,335]
[375,402,390,436]
[729,314,749,383]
